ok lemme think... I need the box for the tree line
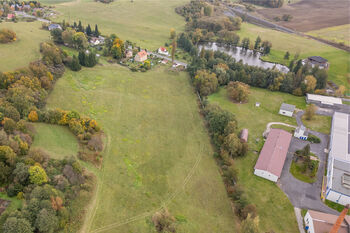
[0,41,102,232]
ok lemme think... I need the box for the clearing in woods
[208,87,304,233]
[31,123,79,160]
[256,0,350,32]
[46,65,237,233]
[0,21,49,72]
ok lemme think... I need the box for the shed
[279,103,295,117]
[48,24,62,31]
[240,129,248,142]
[294,125,308,140]
[254,129,292,182]
[255,102,260,107]
[305,56,329,69]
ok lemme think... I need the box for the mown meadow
[46,65,238,232]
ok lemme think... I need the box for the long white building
[325,112,350,205]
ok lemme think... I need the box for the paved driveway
[278,134,339,214]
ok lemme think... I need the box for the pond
[198,42,290,73]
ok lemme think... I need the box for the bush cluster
[0,29,16,43]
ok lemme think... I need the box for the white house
[279,103,295,117]
[158,47,169,56]
[304,209,350,233]
[294,125,308,140]
[325,112,350,206]
[254,129,292,182]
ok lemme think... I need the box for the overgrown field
[0,21,49,71]
[31,123,79,160]
[237,23,349,90]
[46,65,237,232]
[208,87,302,233]
[307,24,350,47]
[53,0,188,50]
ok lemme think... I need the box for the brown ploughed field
[256,0,350,32]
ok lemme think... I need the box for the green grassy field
[53,0,187,50]
[46,65,237,233]
[208,87,301,233]
[236,23,350,90]
[0,21,49,72]
[302,115,332,135]
[307,24,350,47]
[31,123,79,160]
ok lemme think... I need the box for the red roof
[159,47,167,52]
[137,50,147,57]
[308,210,350,233]
[254,129,292,177]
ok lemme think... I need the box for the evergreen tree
[254,36,261,50]
[94,24,100,36]
[73,22,77,29]
[78,21,83,32]
[284,51,290,60]
[70,55,81,71]
[86,24,92,36]
[78,51,86,66]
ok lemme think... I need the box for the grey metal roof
[280,103,295,112]
[331,159,350,196]
[308,56,328,63]
[330,112,349,161]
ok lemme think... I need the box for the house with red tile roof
[158,47,169,56]
[134,50,147,62]
[254,129,292,182]
[7,14,15,20]
[304,210,350,233]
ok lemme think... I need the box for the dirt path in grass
[263,122,297,137]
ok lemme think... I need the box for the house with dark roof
[304,209,350,233]
[254,129,292,182]
[279,103,295,117]
[303,56,329,69]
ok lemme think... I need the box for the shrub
[29,164,48,185]
[28,111,38,122]
[307,134,320,143]
[0,29,16,43]
[3,118,16,134]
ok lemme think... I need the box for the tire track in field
[90,143,204,233]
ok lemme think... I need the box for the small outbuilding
[134,50,148,62]
[240,129,248,143]
[255,102,260,107]
[158,47,169,56]
[48,24,62,31]
[306,94,342,106]
[294,125,308,140]
[279,103,295,117]
[254,129,292,182]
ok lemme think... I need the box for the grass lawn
[302,115,332,135]
[0,192,23,211]
[307,24,350,47]
[31,123,79,160]
[53,0,188,50]
[236,23,350,90]
[0,21,49,72]
[325,200,350,215]
[46,65,237,233]
[289,158,318,183]
[208,87,301,233]
[271,124,295,133]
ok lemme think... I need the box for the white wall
[254,169,278,182]
[304,211,315,233]
[326,190,350,206]
[279,110,293,117]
